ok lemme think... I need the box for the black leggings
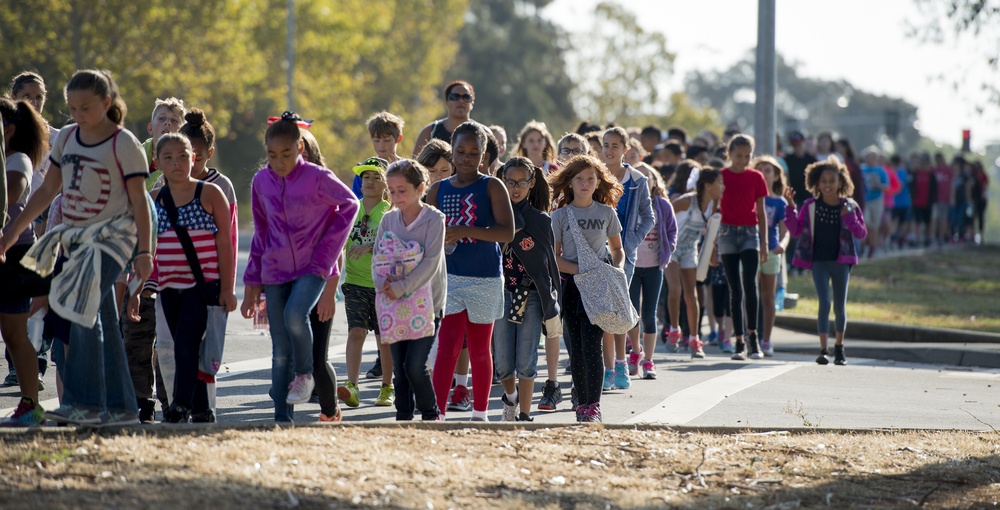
[561,274,604,407]
[159,287,210,414]
[721,251,759,337]
[310,307,339,417]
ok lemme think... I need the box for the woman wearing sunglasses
[412,81,475,157]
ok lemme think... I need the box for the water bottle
[444,243,457,255]
[775,286,786,312]
[253,295,269,331]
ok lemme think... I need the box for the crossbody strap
[158,182,209,292]
[566,207,601,273]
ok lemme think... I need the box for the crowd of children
[0,72,990,427]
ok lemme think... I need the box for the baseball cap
[352,157,389,176]
[788,131,805,143]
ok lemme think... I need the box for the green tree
[446,0,578,148]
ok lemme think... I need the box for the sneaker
[641,359,657,380]
[190,409,216,423]
[627,350,642,376]
[45,405,101,425]
[706,330,719,345]
[366,357,382,379]
[747,332,763,359]
[319,407,343,423]
[470,415,489,422]
[537,380,561,411]
[103,410,141,427]
[834,345,847,366]
[731,340,747,361]
[570,386,579,411]
[375,384,395,406]
[501,393,518,422]
[37,377,44,392]
[690,338,706,359]
[582,402,603,423]
[614,362,631,390]
[337,381,361,408]
[515,412,534,422]
[286,374,316,405]
[816,349,830,365]
[447,385,471,412]
[761,339,774,357]
[720,337,734,354]
[667,331,682,352]
[3,370,17,387]
[163,403,191,424]
[1,397,45,427]
[602,368,614,391]
[138,399,156,424]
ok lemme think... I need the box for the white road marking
[626,362,800,425]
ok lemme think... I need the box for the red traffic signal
[962,129,971,152]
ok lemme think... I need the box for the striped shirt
[154,184,220,290]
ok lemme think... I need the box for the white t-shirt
[28,125,60,200]
[49,125,148,226]
[3,152,35,245]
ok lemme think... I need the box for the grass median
[1,425,998,509]
[785,244,1000,334]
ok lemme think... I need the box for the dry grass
[2,425,999,509]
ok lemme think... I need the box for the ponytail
[0,98,49,167]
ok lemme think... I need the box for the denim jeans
[811,261,852,334]
[718,224,760,255]
[265,274,326,422]
[390,317,440,421]
[629,266,662,334]
[61,252,138,417]
[493,290,543,381]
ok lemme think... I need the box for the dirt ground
[1,425,998,509]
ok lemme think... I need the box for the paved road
[3,251,998,430]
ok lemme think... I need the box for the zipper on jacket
[280,175,297,270]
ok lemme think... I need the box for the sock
[504,391,517,405]
[454,373,468,387]
[689,335,699,343]
[615,359,626,366]
[471,409,488,420]
[670,326,680,333]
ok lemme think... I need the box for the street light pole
[754,0,776,156]
[287,0,295,111]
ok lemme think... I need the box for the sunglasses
[447,93,474,102]
[559,148,586,156]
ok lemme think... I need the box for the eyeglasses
[447,93,474,102]
[559,148,586,156]
[504,179,532,189]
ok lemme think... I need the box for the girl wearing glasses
[493,157,561,422]
[412,81,475,157]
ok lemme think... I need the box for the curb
[775,314,1000,344]
[777,343,1000,370]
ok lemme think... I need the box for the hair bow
[267,111,314,129]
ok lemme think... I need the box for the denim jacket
[785,197,867,269]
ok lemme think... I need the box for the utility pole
[287,0,295,111]
[754,0,776,156]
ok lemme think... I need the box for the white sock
[670,326,681,333]
[471,409,488,420]
[454,373,468,387]
[615,358,626,365]
[505,390,517,404]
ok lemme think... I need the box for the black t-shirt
[785,153,817,206]
[813,200,841,262]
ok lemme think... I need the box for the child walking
[144,133,236,423]
[494,157,562,422]
[783,160,867,365]
[338,157,395,408]
[241,112,358,422]
[668,169,723,359]
[427,122,514,421]
[753,156,790,356]
[550,154,624,422]
[375,159,447,421]
[716,135,768,360]
[1,70,153,426]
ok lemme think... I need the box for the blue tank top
[437,174,501,277]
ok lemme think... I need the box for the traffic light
[962,129,971,153]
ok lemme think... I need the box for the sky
[543,0,999,152]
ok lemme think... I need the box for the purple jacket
[785,197,867,269]
[653,196,678,270]
[245,156,359,286]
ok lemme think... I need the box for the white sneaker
[286,374,315,405]
[501,393,518,422]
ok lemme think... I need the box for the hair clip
[267,111,314,129]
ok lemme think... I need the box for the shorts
[343,283,380,333]
[933,202,950,223]
[760,250,782,275]
[913,206,932,225]
[891,206,912,223]
[718,224,760,255]
[445,274,504,324]
[670,227,701,269]
[863,197,884,231]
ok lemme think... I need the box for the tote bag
[373,231,435,344]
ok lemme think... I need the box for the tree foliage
[687,52,921,153]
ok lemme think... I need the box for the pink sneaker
[689,337,706,359]
[641,359,657,380]
[667,331,682,352]
[627,350,642,376]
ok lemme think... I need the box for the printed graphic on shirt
[62,154,111,222]
[349,212,377,246]
[519,237,534,251]
[440,192,478,245]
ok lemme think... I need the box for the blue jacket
[617,165,655,266]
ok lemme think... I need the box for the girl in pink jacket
[240,112,359,422]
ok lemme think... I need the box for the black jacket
[509,200,562,322]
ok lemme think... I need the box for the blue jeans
[811,261,852,334]
[718,225,760,255]
[493,290,543,380]
[629,266,662,334]
[265,274,326,422]
[61,252,138,417]
[389,317,441,421]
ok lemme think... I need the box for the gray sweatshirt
[373,205,447,314]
